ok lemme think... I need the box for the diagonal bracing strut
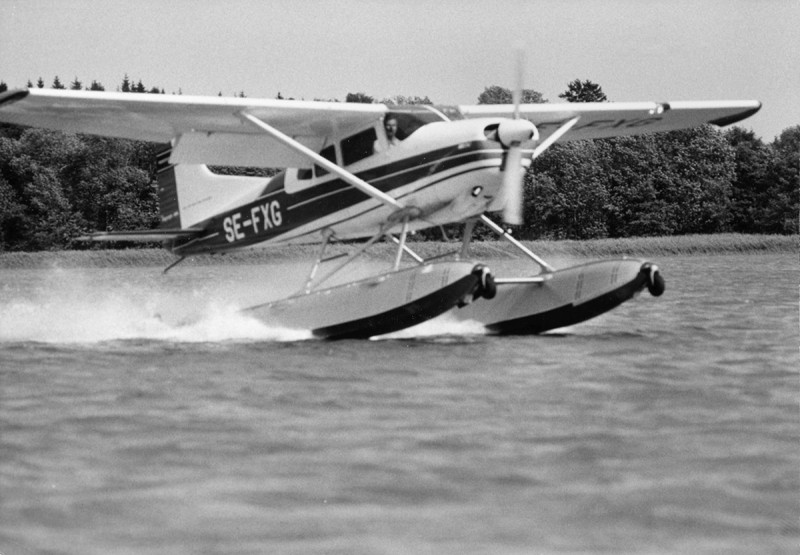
[238,110,403,211]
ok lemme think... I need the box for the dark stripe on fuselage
[275,164,499,245]
[175,141,504,254]
[286,143,500,213]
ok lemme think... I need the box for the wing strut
[532,116,580,159]
[238,111,403,211]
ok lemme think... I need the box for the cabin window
[314,145,336,177]
[341,128,378,166]
[296,143,336,180]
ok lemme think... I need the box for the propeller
[498,51,538,226]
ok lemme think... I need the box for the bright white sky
[1,0,797,141]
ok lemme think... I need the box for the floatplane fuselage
[163,109,534,257]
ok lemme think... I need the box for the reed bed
[0,234,795,269]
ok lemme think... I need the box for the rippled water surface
[1,253,797,554]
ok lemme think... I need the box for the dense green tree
[526,140,609,239]
[61,135,160,234]
[559,79,608,103]
[89,80,105,91]
[0,82,7,93]
[597,127,735,236]
[725,127,774,232]
[0,128,84,248]
[763,126,800,233]
[597,135,674,236]
[70,77,83,90]
[381,95,433,105]
[477,85,546,104]
[36,77,44,88]
[656,126,735,233]
[51,76,65,89]
[0,126,162,249]
[345,92,374,104]
[0,122,23,140]
[524,125,737,239]
[0,173,26,249]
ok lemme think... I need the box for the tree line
[0,77,796,250]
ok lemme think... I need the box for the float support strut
[480,215,555,273]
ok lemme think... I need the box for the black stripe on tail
[156,147,181,229]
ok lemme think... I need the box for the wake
[0,294,488,343]
[0,265,491,344]
[0,281,311,344]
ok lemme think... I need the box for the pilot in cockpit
[374,114,401,153]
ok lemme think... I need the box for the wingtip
[709,101,762,127]
[0,88,30,108]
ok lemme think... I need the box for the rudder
[156,146,182,229]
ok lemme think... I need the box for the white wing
[1,88,760,167]
[0,88,387,168]
[459,100,761,142]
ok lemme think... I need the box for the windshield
[386,107,449,140]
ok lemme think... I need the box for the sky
[1,0,797,141]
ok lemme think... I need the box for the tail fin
[156,147,182,229]
[155,146,270,229]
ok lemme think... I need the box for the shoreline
[0,233,796,269]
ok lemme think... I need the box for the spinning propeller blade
[500,50,534,226]
[502,145,524,225]
[511,50,524,120]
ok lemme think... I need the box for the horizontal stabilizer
[78,229,203,242]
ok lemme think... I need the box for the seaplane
[0,72,760,339]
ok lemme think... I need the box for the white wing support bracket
[532,116,580,159]
[238,111,403,211]
[480,215,555,273]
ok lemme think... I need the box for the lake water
[1,252,798,554]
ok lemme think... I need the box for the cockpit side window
[341,128,378,166]
[391,110,447,140]
[297,143,336,180]
[314,145,336,177]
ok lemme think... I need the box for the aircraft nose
[496,118,538,148]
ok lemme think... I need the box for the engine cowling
[496,118,539,148]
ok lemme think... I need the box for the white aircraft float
[0,80,760,339]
